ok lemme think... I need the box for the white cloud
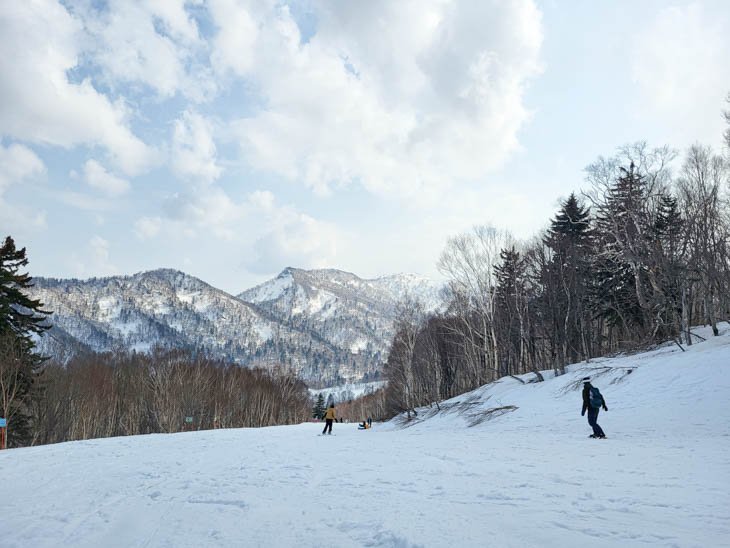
[82,159,131,196]
[0,0,155,175]
[248,190,276,211]
[134,217,162,239]
[55,191,112,212]
[0,143,47,234]
[163,187,247,240]
[246,194,340,274]
[171,110,222,184]
[216,0,543,198]
[147,1,201,44]
[209,0,260,77]
[0,206,47,235]
[78,0,214,101]
[90,235,111,261]
[146,182,339,273]
[71,235,118,277]
[0,143,45,193]
[326,181,549,284]
[632,2,730,146]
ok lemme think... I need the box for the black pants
[322,419,333,434]
[587,407,605,437]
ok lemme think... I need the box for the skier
[367,416,372,428]
[322,404,336,435]
[581,377,608,438]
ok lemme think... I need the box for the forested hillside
[383,141,730,417]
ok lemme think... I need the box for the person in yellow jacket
[322,404,336,435]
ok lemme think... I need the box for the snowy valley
[28,268,443,387]
[2,324,728,547]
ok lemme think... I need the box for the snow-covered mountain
[239,267,442,359]
[4,324,728,547]
[29,267,443,387]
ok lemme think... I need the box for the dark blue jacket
[582,383,607,414]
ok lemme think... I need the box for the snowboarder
[581,377,608,438]
[322,404,336,435]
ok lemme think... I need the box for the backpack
[588,386,603,409]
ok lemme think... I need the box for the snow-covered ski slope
[2,325,729,547]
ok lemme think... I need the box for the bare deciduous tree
[0,332,29,444]
[677,145,730,337]
[29,349,311,446]
[383,297,425,418]
[437,225,513,385]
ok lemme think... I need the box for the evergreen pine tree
[651,193,685,337]
[0,236,51,446]
[591,163,652,337]
[542,193,594,364]
[546,193,592,246]
[312,393,326,419]
[494,247,525,376]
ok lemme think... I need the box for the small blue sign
[0,418,6,427]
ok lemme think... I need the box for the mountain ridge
[28,267,443,387]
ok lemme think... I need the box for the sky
[1,0,729,294]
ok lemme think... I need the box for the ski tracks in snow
[3,329,730,547]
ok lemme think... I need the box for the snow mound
[386,323,730,436]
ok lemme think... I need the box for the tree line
[384,106,730,418]
[31,350,311,446]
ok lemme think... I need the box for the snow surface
[2,325,730,547]
[243,270,295,303]
[349,337,369,354]
[95,296,120,320]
